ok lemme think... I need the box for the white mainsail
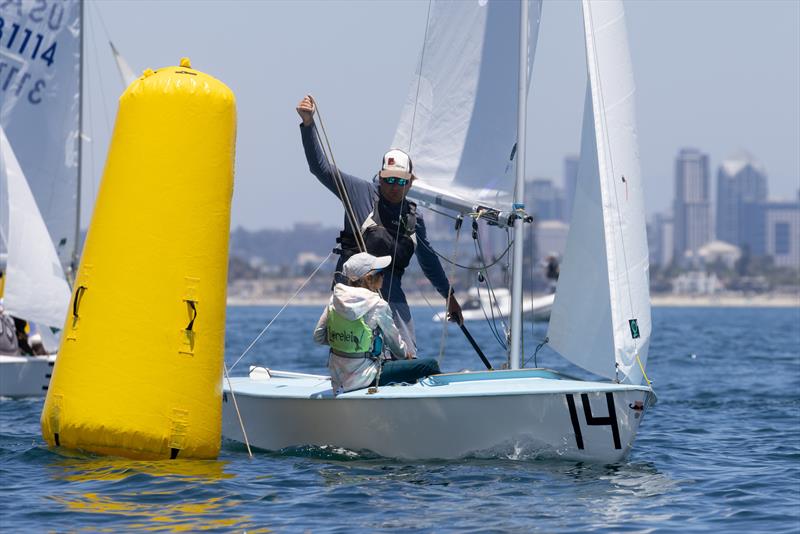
[392,0,542,214]
[547,0,651,385]
[1,127,71,329]
[0,0,82,269]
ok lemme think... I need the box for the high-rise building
[562,155,579,223]
[716,151,768,252]
[527,178,564,221]
[649,212,674,267]
[673,148,711,261]
[762,200,800,268]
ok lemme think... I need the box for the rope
[528,219,537,353]
[636,353,652,387]
[437,220,462,364]
[476,281,507,350]
[474,228,509,336]
[384,195,406,339]
[229,252,333,372]
[523,336,548,368]
[311,96,366,253]
[417,235,513,270]
[223,363,252,458]
[408,0,433,153]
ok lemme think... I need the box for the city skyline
[650,147,799,269]
[76,0,799,231]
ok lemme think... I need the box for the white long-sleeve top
[314,283,406,393]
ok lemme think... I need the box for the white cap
[379,149,413,181]
[342,252,391,281]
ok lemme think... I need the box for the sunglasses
[382,176,410,187]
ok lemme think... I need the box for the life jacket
[327,307,383,358]
[337,198,417,277]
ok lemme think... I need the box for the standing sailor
[297,95,462,357]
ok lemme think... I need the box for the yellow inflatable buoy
[41,59,236,460]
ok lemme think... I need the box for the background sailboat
[0,127,70,396]
[0,0,83,275]
[222,0,655,463]
[0,0,82,397]
[0,0,132,397]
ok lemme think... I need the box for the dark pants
[375,358,441,386]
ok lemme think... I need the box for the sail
[0,0,82,269]
[110,40,136,88]
[1,127,71,329]
[547,0,651,385]
[392,0,542,213]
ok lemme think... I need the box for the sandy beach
[227,291,800,308]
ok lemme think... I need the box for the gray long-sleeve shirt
[301,123,452,335]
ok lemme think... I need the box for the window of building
[774,222,790,255]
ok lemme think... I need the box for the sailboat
[432,288,554,323]
[222,0,655,462]
[0,0,82,397]
[0,0,131,397]
[0,127,71,397]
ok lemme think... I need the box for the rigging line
[417,235,514,271]
[475,280,507,350]
[384,194,405,333]
[420,204,459,221]
[474,229,509,334]
[416,286,438,312]
[87,5,112,136]
[312,97,366,252]
[523,337,548,369]
[475,261,507,349]
[312,119,365,253]
[472,222,507,349]
[311,124,353,240]
[528,217,537,354]
[84,5,107,214]
[408,0,433,153]
[223,363,253,458]
[229,252,333,372]
[91,0,114,43]
[585,2,640,359]
[437,219,462,364]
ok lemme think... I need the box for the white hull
[433,293,554,323]
[0,354,56,398]
[223,368,654,463]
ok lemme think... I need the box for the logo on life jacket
[327,309,374,354]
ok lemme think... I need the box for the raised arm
[297,95,364,200]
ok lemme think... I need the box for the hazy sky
[80,0,800,230]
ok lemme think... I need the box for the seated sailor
[313,252,440,394]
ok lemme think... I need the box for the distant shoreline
[227,292,800,308]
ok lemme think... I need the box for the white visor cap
[342,252,392,281]
[378,149,413,181]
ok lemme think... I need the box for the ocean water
[1,305,798,532]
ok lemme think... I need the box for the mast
[72,0,84,280]
[508,0,529,370]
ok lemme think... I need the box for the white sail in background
[1,127,71,329]
[392,0,542,213]
[0,0,82,268]
[110,40,136,88]
[547,0,651,385]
